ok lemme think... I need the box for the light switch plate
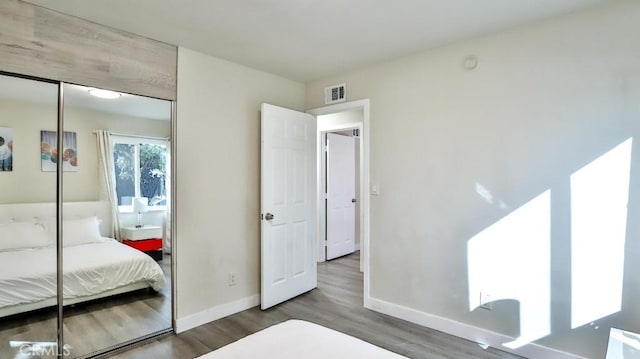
[371,184,379,195]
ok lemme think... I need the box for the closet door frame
[56,81,65,357]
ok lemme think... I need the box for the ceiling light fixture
[88,88,121,99]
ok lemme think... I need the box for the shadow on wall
[467,138,634,351]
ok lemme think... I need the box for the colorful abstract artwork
[0,127,13,172]
[41,130,78,172]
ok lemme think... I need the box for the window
[112,136,169,210]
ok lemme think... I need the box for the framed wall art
[41,130,78,172]
[0,127,13,172]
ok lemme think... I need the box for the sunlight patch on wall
[475,183,494,204]
[475,182,510,210]
[571,139,632,329]
[468,190,551,349]
[467,138,633,349]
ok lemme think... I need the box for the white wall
[0,99,169,205]
[175,47,306,329]
[306,1,640,358]
[318,109,363,131]
[0,100,57,203]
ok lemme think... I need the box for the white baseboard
[176,294,260,333]
[366,297,584,359]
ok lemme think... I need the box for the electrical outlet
[228,272,237,286]
[480,292,492,310]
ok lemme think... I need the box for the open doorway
[308,100,369,280]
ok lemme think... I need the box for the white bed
[0,201,166,318]
[196,320,408,359]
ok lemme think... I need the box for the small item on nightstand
[132,197,149,228]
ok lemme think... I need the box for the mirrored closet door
[61,83,173,358]
[0,73,60,358]
[0,74,174,358]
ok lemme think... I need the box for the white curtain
[95,130,121,240]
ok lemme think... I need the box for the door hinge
[324,193,328,200]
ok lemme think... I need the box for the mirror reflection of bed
[0,202,171,357]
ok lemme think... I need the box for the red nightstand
[122,226,163,261]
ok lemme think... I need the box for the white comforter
[0,238,165,309]
[197,320,408,359]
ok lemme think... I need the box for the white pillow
[63,216,104,247]
[39,216,104,247]
[0,222,52,251]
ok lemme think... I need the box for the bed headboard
[0,201,112,237]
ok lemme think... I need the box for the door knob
[265,213,274,220]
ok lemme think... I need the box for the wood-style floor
[112,252,523,359]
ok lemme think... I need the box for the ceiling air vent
[324,83,346,104]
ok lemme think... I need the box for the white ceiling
[63,85,172,121]
[23,0,608,82]
[0,74,171,120]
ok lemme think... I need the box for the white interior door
[261,103,317,310]
[326,133,356,260]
